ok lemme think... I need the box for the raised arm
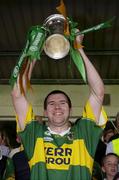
[76,33,104,123]
[11,60,36,130]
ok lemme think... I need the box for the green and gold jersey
[17,101,107,180]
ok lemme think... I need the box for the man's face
[44,93,71,127]
[102,155,118,178]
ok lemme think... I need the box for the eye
[48,101,55,106]
[60,101,67,105]
[60,102,66,104]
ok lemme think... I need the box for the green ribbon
[10,26,47,87]
[26,26,47,60]
[68,17,115,82]
[76,16,115,36]
[70,46,87,83]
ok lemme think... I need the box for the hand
[75,29,84,44]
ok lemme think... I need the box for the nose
[54,102,61,109]
[111,164,118,170]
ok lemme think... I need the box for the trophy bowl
[43,34,70,59]
[43,14,70,59]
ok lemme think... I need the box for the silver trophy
[43,14,70,60]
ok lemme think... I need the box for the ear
[101,166,106,173]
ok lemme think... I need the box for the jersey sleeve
[16,104,35,133]
[82,100,107,128]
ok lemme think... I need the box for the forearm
[76,45,104,122]
[11,59,36,130]
[78,48,104,103]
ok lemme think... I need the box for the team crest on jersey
[44,130,53,142]
[44,136,53,142]
[67,131,74,141]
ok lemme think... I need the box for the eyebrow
[47,100,68,104]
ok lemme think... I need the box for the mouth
[111,169,116,173]
[54,112,63,116]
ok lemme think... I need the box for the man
[94,129,114,166]
[11,31,107,180]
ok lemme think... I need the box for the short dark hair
[101,153,119,166]
[44,90,72,110]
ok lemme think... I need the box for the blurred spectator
[108,112,119,141]
[0,128,11,179]
[106,113,119,156]
[101,153,119,180]
[113,112,119,135]
[95,121,115,166]
[3,134,30,180]
[0,124,30,180]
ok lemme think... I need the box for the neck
[48,122,71,134]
